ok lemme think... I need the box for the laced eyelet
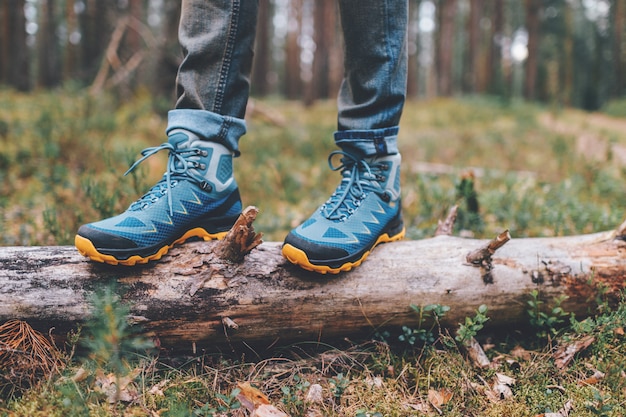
[380,192,391,203]
[200,181,212,192]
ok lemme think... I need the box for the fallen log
[1,217,626,352]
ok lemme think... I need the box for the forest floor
[0,91,626,416]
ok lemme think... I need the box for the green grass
[1,89,626,415]
[3,298,626,416]
[2,90,625,244]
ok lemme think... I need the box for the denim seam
[214,0,241,114]
[218,116,232,143]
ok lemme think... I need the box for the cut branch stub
[466,229,511,283]
[215,206,264,263]
[435,205,459,237]
[466,229,511,266]
[616,218,626,240]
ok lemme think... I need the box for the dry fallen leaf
[578,369,605,386]
[510,345,533,361]
[251,404,290,417]
[236,381,271,411]
[553,336,595,370]
[536,399,573,417]
[305,383,323,404]
[428,388,453,411]
[485,372,516,402]
[406,401,431,413]
[365,376,384,389]
[148,379,169,397]
[495,372,516,386]
[464,336,491,368]
[71,366,89,382]
[492,374,514,401]
[94,368,141,403]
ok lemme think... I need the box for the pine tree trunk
[466,0,482,93]
[488,0,504,95]
[251,0,272,96]
[38,0,61,88]
[436,0,457,96]
[1,0,30,90]
[524,0,541,100]
[284,0,302,99]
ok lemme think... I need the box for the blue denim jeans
[167,0,408,158]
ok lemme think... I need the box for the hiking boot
[75,130,242,266]
[282,151,404,274]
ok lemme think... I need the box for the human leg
[282,0,408,274]
[75,0,258,266]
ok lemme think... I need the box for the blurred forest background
[2,0,626,248]
[0,0,622,110]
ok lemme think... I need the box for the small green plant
[527,290,570,339]
[193,388,242,416]
[398,303,450,347]
[81,176,122,220]
[42,206,75,244]
[356,410,384,417]
[281,374,310,414]
[455,304,489,344]
[329,373,350,401]
[82,286,154,375]
[455,173,484,233]
[585,389,614,417]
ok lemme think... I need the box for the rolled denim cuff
[166,109,247,156]
[334,126,399,158]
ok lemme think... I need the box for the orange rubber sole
[282,227,405,275]
[75,227,228,266]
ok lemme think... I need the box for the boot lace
[321,151,390,221]
[124,142,211,214]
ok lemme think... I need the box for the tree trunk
[613,0,625,97]
[63,0,79,82]
[436,0,457,96]
[38,0,61,88]
[466,0,482,93]
[80,0,110,84]
[2,223,626,352]
[251,0,272,96]
[524,0,540,100]
[284,0,302,99]
[306,0,336,104]
[152,0,181,104]
[1,0,30,90]
[488,0,504,95]
[562,3,574,106]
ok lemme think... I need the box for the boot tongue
[167,131,201,173]
[168,131,191,149]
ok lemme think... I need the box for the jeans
[167,0,408,158]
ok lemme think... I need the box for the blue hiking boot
[282,151,404,274]
[75,130,242,266]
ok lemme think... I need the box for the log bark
[1,225,626,352]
